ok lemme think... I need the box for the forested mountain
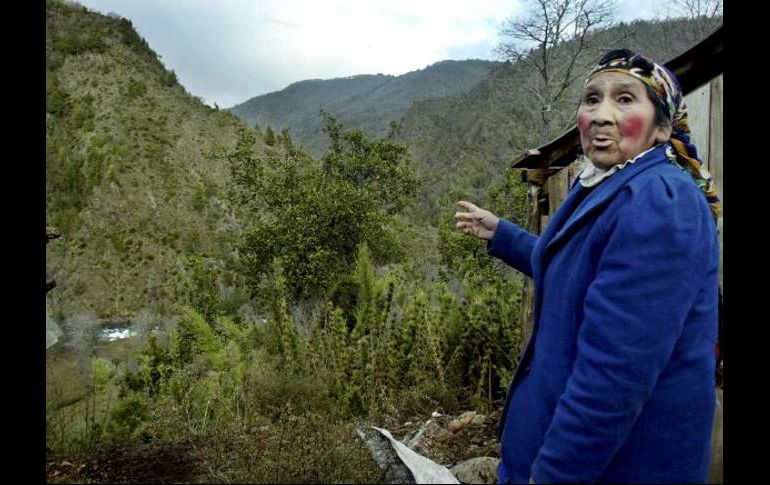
[228,59,499,157]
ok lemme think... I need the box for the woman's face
[577,72,671,169]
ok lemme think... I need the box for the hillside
[228,59,499,157]
[46,0,259,320]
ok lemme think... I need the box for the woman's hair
[644,83,671,129]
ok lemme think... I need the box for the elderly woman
[455,49,720,483]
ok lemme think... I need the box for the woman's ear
[655,123,673,144]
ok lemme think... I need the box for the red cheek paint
[577,112,590,136]
[620,115,645,139]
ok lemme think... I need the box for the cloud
[75,0,667,107]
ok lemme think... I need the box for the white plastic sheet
[357,426,460,484]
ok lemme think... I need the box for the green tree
[264,259,306,375]
[228,116,419,302]
[170,307,225,371]
[265,126,276,146]
[175,254,222,322]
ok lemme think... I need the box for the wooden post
[519,179,542,355]
[567,160,584,188]
[707,75,724,485]
[708,75,724,290]
[547,169,570,218]
[708,388,723,484]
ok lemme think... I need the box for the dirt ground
[46,407,503,483]
[46,439,206,484]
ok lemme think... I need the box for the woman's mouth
[591,135,615,148]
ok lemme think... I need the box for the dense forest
[229,59,500,158]
[45,0,721,481]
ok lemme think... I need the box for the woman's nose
[592,99,614,125]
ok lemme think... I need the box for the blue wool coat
[488,144,719,483]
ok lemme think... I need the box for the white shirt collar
[578,145,659,188]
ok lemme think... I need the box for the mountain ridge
[229,59,500,156]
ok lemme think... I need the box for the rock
[407,419,438,449]
[46,226,61,243]
[459,411,486,427]
[448,419,464,434]
[405,419,454,464]
[451,457,500,484]
[449,411,487,433]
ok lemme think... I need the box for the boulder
[451,457,500,484]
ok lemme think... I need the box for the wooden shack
[508,25,724,484]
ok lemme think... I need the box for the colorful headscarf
[586,48,721,220]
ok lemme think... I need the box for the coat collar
[536,143,671,267]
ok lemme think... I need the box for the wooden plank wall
[542,161,583,230]
[684,74,723,287]
[685,82,712,167]
[708,75,724,290]
[684,75,724,485]
[547,169,570,219]
[706,74,723,485]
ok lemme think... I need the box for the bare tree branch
[663,0,722,42]
[497,0,617,143]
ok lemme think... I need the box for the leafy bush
[107,392,151,443]
[52,32,106,56]
[229,117,419,302]
[125,79,147,100]
[46,75,71,116]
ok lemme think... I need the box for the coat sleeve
[529,175,715,483]
[486,218,538,278]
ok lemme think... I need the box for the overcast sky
[75,0,671,108]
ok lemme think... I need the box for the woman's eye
[618,95,634,104]
[584,95,599,105]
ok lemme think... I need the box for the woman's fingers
[457,200,480,212]
[456,221,479,236]
[454,211,477,221]
[456,221,472,229]
[456,201,489,238]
